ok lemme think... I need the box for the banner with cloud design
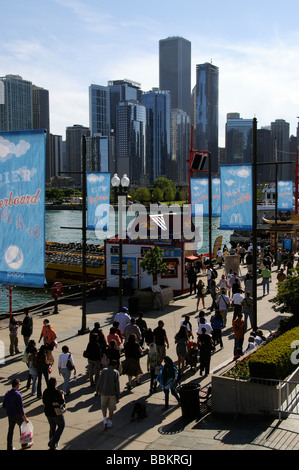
[86,172,111,230]
[277,181,293,211]
[190,177,221,217]
[0,130,46,287]
[219,165,252,230]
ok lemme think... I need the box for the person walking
[216,289,230,327]
[197,328,214,376]
[84,334,102,386]
[147,343,160,394]
[96,360,120,429]
[3,378,30,450]
[26,340,38,396]
[21,309,33,347]
[123,334,143,390]
[123,317,142,344]
[242,292,254,330]
[196,279,206,310]
[9,316,21,356]
[42,377,66,450]
[232,313,246,356]
[36,344,50,398]
[211,310,224,349]
[58,345,76,397]
[261,266,272,296]
[231,288,244,322]
[156,356,180,411]
[187,265,197,295]
[153,320,169,361]
[136,313,148,348]
[114,307,131,334]
[174,325,189,376]
[210,279,218,312]
[38,319,56,347]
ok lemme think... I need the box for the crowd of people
[2,242,297,450]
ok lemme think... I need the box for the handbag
[154,365,161,375]
[53,401,66,416]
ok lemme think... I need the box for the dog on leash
[131,401,147,422]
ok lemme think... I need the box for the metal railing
[232,376,299,419]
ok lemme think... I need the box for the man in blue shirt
[3,378,30,450]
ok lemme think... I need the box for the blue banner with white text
[0,130,46,287]
[277,180,293,211]
[190,177,221,217]
[219,165,252,230]
[87,172,111,230]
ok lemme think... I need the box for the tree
[139,246,168,282]
[272,266,299,316]
[133,187,151,204]
[151,187,163,203]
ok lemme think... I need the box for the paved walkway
[1,264,299,452]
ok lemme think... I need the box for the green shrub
[248,326,299,380]
[272,266,299,315]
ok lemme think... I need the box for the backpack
[211,269,218,279]
[66,354,74,371]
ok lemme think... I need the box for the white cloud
[0,137,31,161]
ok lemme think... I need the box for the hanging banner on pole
[86,172,111,230]
[0,130,46,287]
[220,165,252,230]
[277,181,293,211]
[190,177,221,217]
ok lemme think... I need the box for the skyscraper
[116,100,146,186]
[0,75,33,131]
[195,63,219,175]
[66,124,90,186]
[89,84,110,137]
[170,109,191,184]
[32,85,50,131]
[271,119,291,181]
[159,36,191,117]
[141,90,171,184]
[225,114,253,165]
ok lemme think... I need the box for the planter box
[133,286,173,311]
[211,357,299,417]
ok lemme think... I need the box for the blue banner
[86,172,110,230]
[220,165,252,230]
[277,181,293,211]
[190,177,221,217]
[0,130,46,287]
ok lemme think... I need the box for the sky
[1,0,299,147]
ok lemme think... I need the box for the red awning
[185,255,200,262]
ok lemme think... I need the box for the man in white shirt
[196,317,213,335]
[114,307,131,334]
[151,280,164,310]
[232,289,244,322]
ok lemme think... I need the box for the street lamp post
[111,173,130,312]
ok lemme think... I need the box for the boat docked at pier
[45,241,105,285]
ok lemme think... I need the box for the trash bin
[177,383,200,418]
[128,296,139,315]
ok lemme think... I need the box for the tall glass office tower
[195,63,219,175]
[0,75,33,131]
[159,37,191,117]
[89,84,110,137]
[141,90,171,184]
[225,114,253,165]
[116,100,146,186]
